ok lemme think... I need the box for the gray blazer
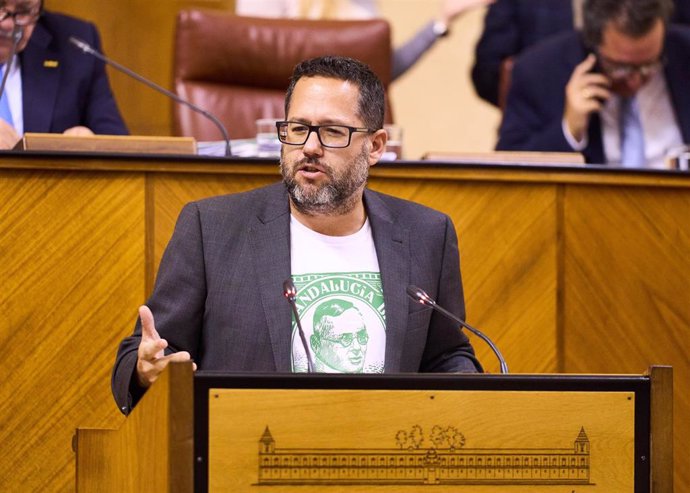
[112,183,481,413]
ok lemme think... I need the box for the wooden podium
[14,132,197,154]
[75,364,672,492]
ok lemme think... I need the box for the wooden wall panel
[0,170,146,491]
[151,173,278,278]
[562,184,690,491]
[368,178,559,374]
[1,157,687,491]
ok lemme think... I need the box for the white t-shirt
[289,214,386,373]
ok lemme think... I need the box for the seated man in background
[472,0,690,108]
[112,55,482,414]
[0,0,127,149]
[496,0,690,167]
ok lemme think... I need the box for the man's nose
[624,72,645,93]
[302,129,324,155]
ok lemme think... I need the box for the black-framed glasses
[596,53,664,81]
[0,5,41,26]
[276,120,374,148]
[322,329,369,348]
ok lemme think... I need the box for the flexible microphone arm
[406,285,509,374]
[0,26,24,102]
[283,279,315,373]
[68,36,232,157]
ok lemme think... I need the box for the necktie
[0,64,14,128]
[619,96,646,168]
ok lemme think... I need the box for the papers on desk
[379,151,398,161]
[197,139,255,157]
[422,151,586,166]
[198,140,400,161]
[198,139,281,158]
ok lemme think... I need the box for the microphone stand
[406,285,509,374]
[283,279,315,373]
[68,36,232,157]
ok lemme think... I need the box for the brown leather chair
[173,10,394,140]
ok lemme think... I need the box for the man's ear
[367,128,388,165]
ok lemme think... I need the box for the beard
[280,143,370,216]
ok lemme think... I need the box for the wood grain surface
[0,170,145,491]
[209,388,635,492]
[1,156,687,491]
[76,362,193,492]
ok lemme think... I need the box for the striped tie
[619,96,646,168]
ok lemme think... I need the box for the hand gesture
[0,119,19,149]
[136,305,195,388]
[564,54,611,141]
[63,125,94,137]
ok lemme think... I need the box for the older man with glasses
[112,55,483,415]
[0,0,127,149]
[496,0,690,168]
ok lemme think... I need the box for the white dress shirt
[1,58,24,135]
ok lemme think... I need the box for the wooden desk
[1,152,687,491]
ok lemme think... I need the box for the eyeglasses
[276,120,374,148]
[597,53,664,81]
[0,6,41,26]
[322,329,369,348]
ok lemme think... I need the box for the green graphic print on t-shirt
[290,272,386,373]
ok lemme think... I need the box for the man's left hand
[63,126,94,136]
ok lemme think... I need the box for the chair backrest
[173,10,393,140]
[498,57,515,111]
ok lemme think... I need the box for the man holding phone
[496,0,690,167]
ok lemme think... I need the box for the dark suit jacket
[112,183,482,413]
[18,11,127,134]
[673,1,690,25]
[496,26,690,164]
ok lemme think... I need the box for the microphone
[406,285,509,374]
[283,278,315,373]
[68,36,232,157]
[0,26,24,104]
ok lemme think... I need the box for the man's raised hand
[135,305,195,388]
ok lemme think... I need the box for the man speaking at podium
[0,0,127,149]
[112,56,482,415]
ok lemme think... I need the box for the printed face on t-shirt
[311,304,368,373]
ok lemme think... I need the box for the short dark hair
[583,0,674,49]
[284,55,385,130]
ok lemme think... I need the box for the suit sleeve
[471,0,519,107]
[420,215,483,373]
[391,22,438,80]
[111,202,206,413]
[496,55,575,153]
